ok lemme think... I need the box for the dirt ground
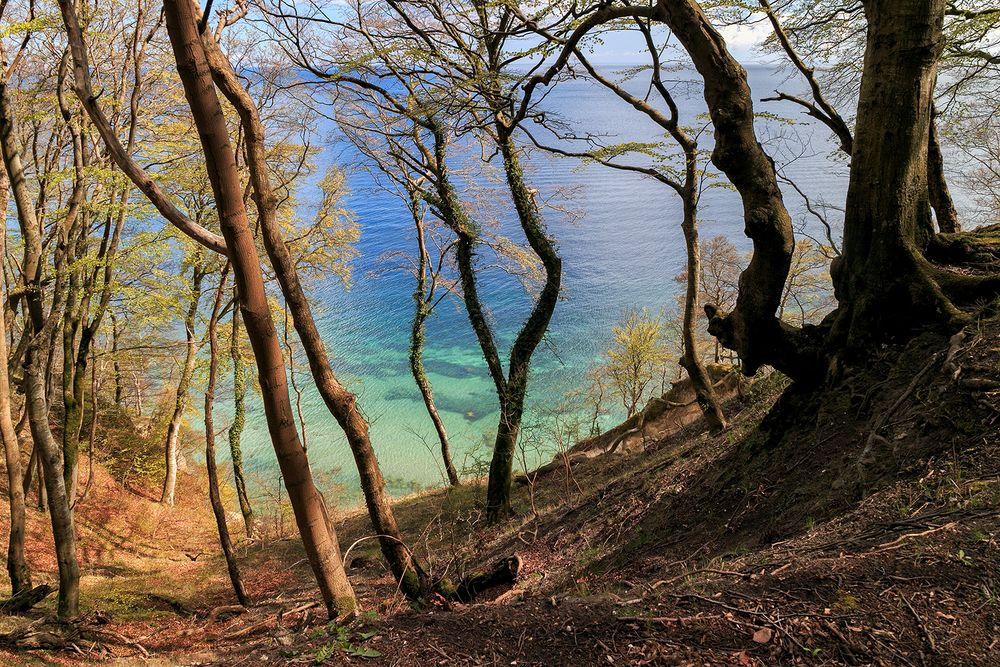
[1,312,999,665]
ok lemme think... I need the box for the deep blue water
[232,65,969,503]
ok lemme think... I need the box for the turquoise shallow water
[229,65,968,504]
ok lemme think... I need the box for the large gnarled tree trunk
[654,0,818,381]
[831,0,950,351]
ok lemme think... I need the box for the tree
[780,240,836,327]
[228,305,255,538]
[519,12,728,431]
[197,20,427,598]
[756,0,1000,235]
[268,0,566,523]
[601,308,673,418]
[322,82,463,488]
[0,9,81,616]
[829,0,983,349]
[161,258,207,506]
[203,264,250,606]
[694,235,743,364]
[525,0,999,386]
[57,0,160,503]
[0,160,30,596]
[405,191,461,487]
[60,0,358,618]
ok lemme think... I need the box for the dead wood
[207,604,247,623]
[0,583,53,614]
[455,555,522,603]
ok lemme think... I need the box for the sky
[582,22,771,65]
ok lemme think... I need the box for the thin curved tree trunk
[111,311,124,406]
[201,31,425,597]
[76,346,98,505]
[679,198,727,433]
[161,264,205,506]
[484,133,562,524]
[426,121,561,523]
[205,265,250,606]
[228,305,255,539]
[408,193,459,487]
[22,442,35,499]
[160,0,355,617]
[0,163,30,594]
[420,123,517,521]
[63,186,128,503]
[0,67,79,619]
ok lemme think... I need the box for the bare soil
[2,310,999,665]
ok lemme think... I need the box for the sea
[230,64,975,504]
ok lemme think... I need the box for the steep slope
[1,309,998,665]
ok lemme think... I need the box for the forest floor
[2,310,1000,665]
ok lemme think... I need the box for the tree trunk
[162,0,355,617]
[61,273,85,501]
[831,0,949,349]
[0,162,31,594]
[679,199,727,433]
[486,399,521,521]
[76,346,98,505]
[55,63,90,501]
[655,0,817,380]
[409,196,459,487]
[410,307,460,487]
[423,123,520,522]
[201,31,423,598]
[24,344,80,618]
[34,454,46,511]
[0,66,79,618]
[228,306,255,539]
[927,107,960,234]
[22,442,35,499]
[63,189,127,502]
[111,311,124,407]
[484,133,562,524]
[161,264,205,506]
[205,266,250,606]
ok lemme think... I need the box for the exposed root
[0,617,148,657]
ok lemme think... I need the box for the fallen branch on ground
[0,584,53,613]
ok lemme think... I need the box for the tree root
[0,617,148,657]
[924,225,1000,306]
[858,350,943,472]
